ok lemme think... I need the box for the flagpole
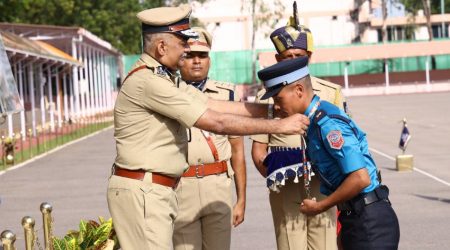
[402,118,406,155]
[397,117,413,171]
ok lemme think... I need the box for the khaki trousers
[269,177,337,250]
[107,174,178,250]
[173,174,233,250]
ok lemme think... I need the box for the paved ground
[1,91,450,249]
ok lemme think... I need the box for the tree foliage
[401,0,450,14]
[400,0,450,40]
[0,0,205,54]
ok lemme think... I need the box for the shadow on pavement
[413,194,450,204]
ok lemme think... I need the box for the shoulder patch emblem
[326,130,344,150]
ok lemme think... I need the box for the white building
[192,0,450,51]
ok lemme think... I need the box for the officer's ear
[293,82,304,98]
[307,52,312,62]
[275,54,282,62]
[155,35,171,56]
[156,39,166,56]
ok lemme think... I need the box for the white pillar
[78,43,86,117]
[88,46,95,116]
[105,57,112,110]
[69,74,75,120]
[62,72,69,122]
[47,67,55,132]
[39,64,46,130]
[83,45,91,117]
[28,64,37,136]
[385,60,390,94]
[94,50,101,114]
[71,39,81,120]
[55,66,63,128]
[7,115,13,137]
[18,62,26,139]
[102,54,109,111]
[8,64,16,137]
[99,52,106,112]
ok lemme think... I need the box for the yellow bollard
[40,202,53,250]
[1,230,17,250]
[396,154,414,171]
[21,216,35,250]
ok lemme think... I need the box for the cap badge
[286,38,293,47]
[180,29,198,38]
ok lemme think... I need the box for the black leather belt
[337,185,390,212]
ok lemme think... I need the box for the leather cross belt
[182,161,228,178]
[113,165,179,189]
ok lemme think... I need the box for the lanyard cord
[301,136,311,198]
[302,99,320,198]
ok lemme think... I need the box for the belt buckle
[195,164,205,178]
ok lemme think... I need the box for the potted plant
[52,217,119,250]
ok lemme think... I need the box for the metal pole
[21,216,35,250]
[40,202,53,250]
[1,230,16,250]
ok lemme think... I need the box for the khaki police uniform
[250,78,345,250]
[107,5,206,250]
[173,80,240,250]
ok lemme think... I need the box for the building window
[432,24,449,38]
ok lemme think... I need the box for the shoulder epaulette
[214,81,236,101]
[314,108,358,137]
[312,76,342,90]
[122,65,155,84]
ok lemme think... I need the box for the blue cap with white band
[257,56,309,100]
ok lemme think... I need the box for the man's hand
[233,201,245,227]
[278,113,309,135]
[299,197,323,216]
